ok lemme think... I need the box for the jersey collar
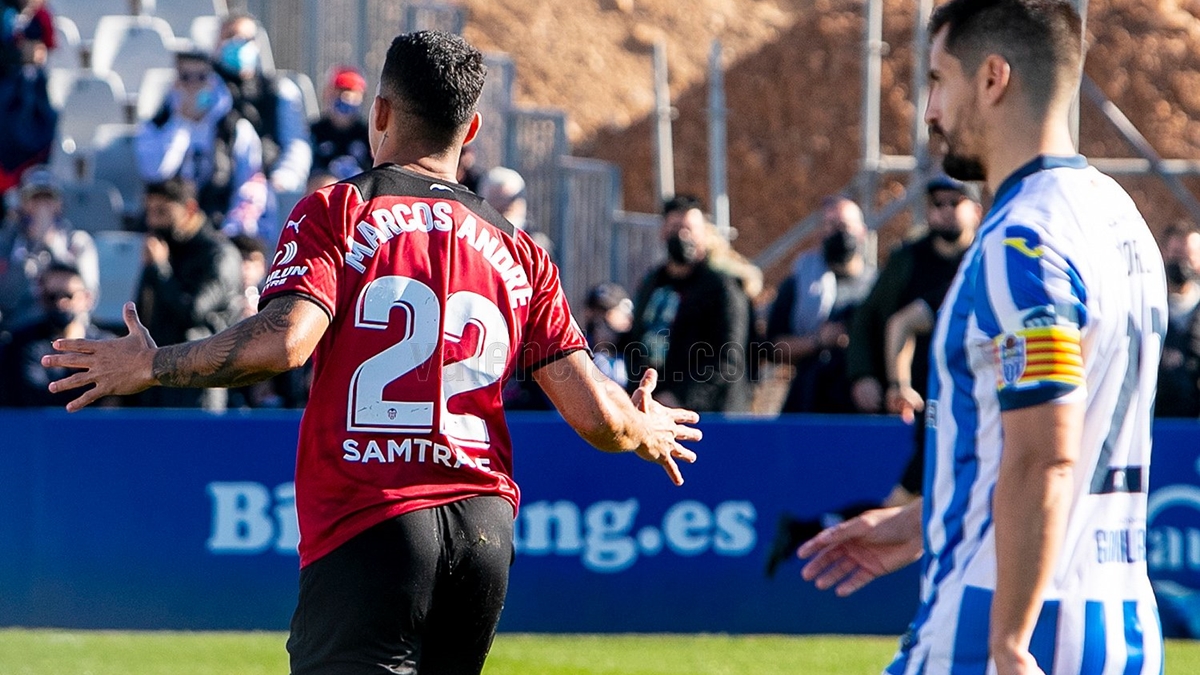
[993,154,1088,211]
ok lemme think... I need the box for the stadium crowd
[4,0,1200,425]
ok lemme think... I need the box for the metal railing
[227,0,662,311]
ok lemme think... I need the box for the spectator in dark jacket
[623,195,751,413]
[1157,222,1200,417]
[135,178,243,409]
[0,262,113,406]
[310,65,372,180]
[0,0,57,202]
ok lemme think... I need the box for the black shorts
[287,495,515,675]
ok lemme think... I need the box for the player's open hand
[41,302,158,412]
[631,368,700,486]
[797,502,924,596]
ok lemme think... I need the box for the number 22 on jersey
[347,275,512,447]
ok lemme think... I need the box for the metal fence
[231,0,660,310]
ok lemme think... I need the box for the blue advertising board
[2,410,1199,635]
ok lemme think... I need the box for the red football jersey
[259,164,588,566]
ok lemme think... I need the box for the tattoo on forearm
[152,297,300,389]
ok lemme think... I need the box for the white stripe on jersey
[886,156,1167,675]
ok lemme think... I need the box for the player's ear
[462,111,482,146]
[372,95,390,133]
[979,53,1011,107]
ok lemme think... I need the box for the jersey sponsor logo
[1003,235,1045,259]
[341,436,494,473]
[263,264,310,290]
[274,240,299,267]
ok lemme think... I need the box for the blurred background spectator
[0,261,113,406]
[134,178,242,410]
[583,281,633,388]
[848,175,981,416]
[766,195,875,413]
[0,166,97,331]
[0,0,56,216]
[310,65,371,180]
[479,165,528,230]
[214,12,310,195]
[456,143,482,193]
[1157,222,1200,418]
[622,195,751,412]
[136,48,265,234]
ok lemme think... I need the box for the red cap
[330,66,366,92]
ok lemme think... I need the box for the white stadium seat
[188,15,220,53]
[92,230,147,327]
[92,124,145,217]
[46,16,83,70]
[46,67,78,109]
[135,67,177,120]
[59,71,127,149]
[279,70,320,124]
[91,15,176,100]
[61,180,125,234]
[50,0,134,42]
[147,0,227,37]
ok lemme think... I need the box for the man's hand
[851,377,883,413]
[629,369,700,486]
[42,302,158,412]
[798,501,924,596]
[144,236,170,268]
[886,383,925,424]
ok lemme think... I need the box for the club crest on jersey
[998,333,1027,385]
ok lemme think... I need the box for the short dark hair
[230,234,268,259]
[379,31,486,147]
[929,0,1082,114]
[1163,221,1199,241]
[145,178,197,206]
[662,194,704,217]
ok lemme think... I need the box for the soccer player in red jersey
[43,31,701,675]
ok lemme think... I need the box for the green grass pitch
[1,630,1199,674]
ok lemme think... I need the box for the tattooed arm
[42,296,330,412]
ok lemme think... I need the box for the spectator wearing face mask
[310,65,372,180]
[621,194,752,413]
[766,195,877,413]
[0,0,58,208]
[0,166,97,331]
[1156,222,1200,418]
[214,12,311,195]
[0,262,113,406]
[136,48,266,234]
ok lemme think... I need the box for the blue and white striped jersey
[888,156,1168,675]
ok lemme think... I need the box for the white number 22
[347,275,511,447]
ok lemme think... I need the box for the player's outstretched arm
[42,296,330,412]
[535,351,701,485]
[797,500,924,596]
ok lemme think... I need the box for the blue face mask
[195,87,216,113]
[332,97,360,117]
[219,39,260,75]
